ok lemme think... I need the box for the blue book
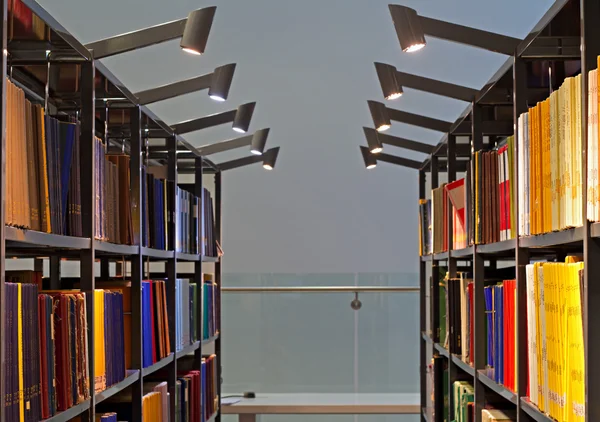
[58,122,76,232]
[142,282,152,367]
[484,286,493,370]
[493,285,500,383]
[498,285,504,385]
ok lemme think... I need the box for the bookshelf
[0,1,224,422]
[416,1,600,422]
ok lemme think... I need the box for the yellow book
[542,99,551,233]
[94,290,106,393]
[37,105,51,233]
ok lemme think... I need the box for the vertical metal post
[130,105,144,422]
[79,59,96,421]
[471,103,485,422]
[513,56,531,422]
[581,1,600,420]
[49,255,61,289]
[430,157,439,346]
[445,134,457,422]
[419,169,427,422]
[194,158,204,390]
[214,171,223,422]
[166,135,178,422]
[0,0,7,418]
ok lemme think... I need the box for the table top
[221,393,420,414]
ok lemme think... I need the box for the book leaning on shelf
[524,258,585,422]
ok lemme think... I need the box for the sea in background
[221,272,420,422]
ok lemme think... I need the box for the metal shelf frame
[0,1,224,421]
[417,2,600,421]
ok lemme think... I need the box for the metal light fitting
[367,100,452,133]
[85,6,216,59]
[262,146,280,170]
[374,62,478,102]
[134,63,236,105]
[389,4,521,55]
[171,102,256,135]
[359,146,421,170]
[363,127,435,155]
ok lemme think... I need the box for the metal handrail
[221,286,419,293]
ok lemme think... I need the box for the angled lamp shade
[363,127,383,154]
[374,62,403,100]
[209,63,236,102]
[360,146,377,169]
[263,147,280,170]
[389,5,426,53]
[180,6,217,55]
[232,102,256,133]
[251,128,270,155]
[367,100,391,132]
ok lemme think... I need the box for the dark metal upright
[130,105,144,422]
[166,135,178,422]
[80,60,97,421]
[194,157,204,405]
[581,0,600,419]
[418,169,427,422]
[0,0,7,419]
[513,56,531,422]
[471,103,485,422]
[214,170,223,422]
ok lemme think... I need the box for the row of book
[176,187,200,254]
[484,280,517,392]
[518,75,584,236]
[142,280,171,368]
[418,199,432,255]
[203,275,220,341]
[140,357,218,422]
[203,188,219,257]
[4,278,127,422]
[441,272,474,365]
[431,185,448,254]
[453,381,515,421]
[525,259,585,422]
[6,79,83,236]
[175,279,199,352]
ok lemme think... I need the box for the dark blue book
[58,122,76,233]
[484,286,493,371]
[142,282,152,368]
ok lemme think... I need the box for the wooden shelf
[94,240,138,255]
[176,252,201,261]
[477,238,516,254]
[95,370,140,404]
[451,354,474,377]
[433,343,448,358]
[520,398,553,422]
[476,370,517,405]
[202,256,220,263]
[450,246,474,258]
[433,251,449,260]
[141,247,175,259]
[203,334,220,346]
[41,399,90,422]
[6,226,90,250]
[519,227,584,248]
[176,341,200,359]
[142,353,174,377]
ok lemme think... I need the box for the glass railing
[220,273,420,422]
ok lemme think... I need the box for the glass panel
[221,272,419,422]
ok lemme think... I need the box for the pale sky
[41,0,554,273]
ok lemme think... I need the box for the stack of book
[202,354,219,422]
[98,153,134,245]
[203,188,218,257]
[176,187,201,254]
[517,74,583,236]
[5,80,83,236]
[525,259,585,421]
[175,279,199,351]
[177,371,202,422]
[445,273,473,364]
[453,381,474,422]
[432,184,448,253]
[418,199,432,255]
[142,280,170,368]
[142,168,169,250]
[93,289,126,393]
[484,280,517,392]
[142,390,164,422]
[203,275,219,341]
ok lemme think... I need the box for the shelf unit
[419,1,599,421]
[0,1,224,421]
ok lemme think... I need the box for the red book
[148,281,157,364]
